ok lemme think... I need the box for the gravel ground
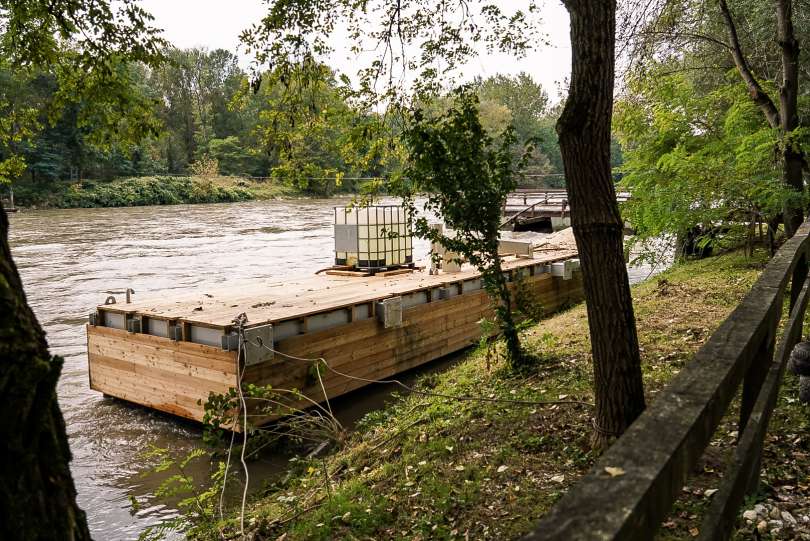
[740,493,810,539]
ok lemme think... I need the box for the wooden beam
[325,270,371,277]
[376,268,414,277]
[698,273,810,541]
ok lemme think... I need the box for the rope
[217,413,238,522]
[313,360,334,418]
[232,313,251,537]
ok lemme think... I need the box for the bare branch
[634,29,731,51]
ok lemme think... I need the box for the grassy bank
[12,175,299,208]
[196,249,810,540]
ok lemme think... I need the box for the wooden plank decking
[98,249,578,330]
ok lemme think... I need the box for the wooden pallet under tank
[86,251,584,424]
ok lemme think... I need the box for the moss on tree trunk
[0,206,91,540]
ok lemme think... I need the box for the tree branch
[635,29,731,51]
[717,0,780,128]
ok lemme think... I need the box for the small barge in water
[86,207,584,424]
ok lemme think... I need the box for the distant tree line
[0,45,588,195]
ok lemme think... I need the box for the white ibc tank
[334,205,413,269]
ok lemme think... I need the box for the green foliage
[0,0,168,186]
[614,67,806,260]
[0,154,26,184]
[63,177,251,207]
[623,0,810,243]
[148,48,257,175]
[475,72,562,177]
[477,73,549,126]
[134,446,228,541]
[189,154,219,179]
[0,0,166,71]
[0,10,566,201]
[206,137,253,176]
[240,0,546,196]
[241,1,539,108]
[391,88,528,366]
[0,2,592,204]
[513,273,546,323]
[13,176,253,208]
[4,45,405,198]
[0,62,43,183]
[202,380,345,454]
[248,63,392,195]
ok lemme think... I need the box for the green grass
[201,249,775,540]
[12,175,299,208]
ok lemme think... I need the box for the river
[7,199,664,540]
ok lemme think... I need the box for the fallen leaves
[604,466,626,478]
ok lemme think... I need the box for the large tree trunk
[0,206,91,541]
[558,0,646,449]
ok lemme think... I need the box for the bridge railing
[522,219,810,541]
[504,189,629,208]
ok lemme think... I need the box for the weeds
[133,446,230,541]
[135,249,770,540]
[212,249,764,540]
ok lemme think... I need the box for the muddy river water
[7,199,661,540]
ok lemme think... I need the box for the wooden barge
[86,250,584,424]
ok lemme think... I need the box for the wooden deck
[97,250,576,330]
[87,249,584,424]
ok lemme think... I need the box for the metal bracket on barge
[221,323,274,366]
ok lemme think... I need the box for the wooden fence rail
[522,220,810,540]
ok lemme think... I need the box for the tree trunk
[777,0,804,236]
[0,206,91,540]
[783,147,804,236]
[768,215,781,256]
[491,255,522,365]
[558,0,646,449]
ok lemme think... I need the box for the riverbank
[10,176,302,208]
[194,249,809,540]
[9,199,424,540]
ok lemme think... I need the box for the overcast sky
[138,0,572,102]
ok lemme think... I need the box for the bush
[22,176,254,208]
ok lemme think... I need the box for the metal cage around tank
[333,205,414,271]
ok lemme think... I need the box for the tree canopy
[1,38,567,195]
[618,0,810,252]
